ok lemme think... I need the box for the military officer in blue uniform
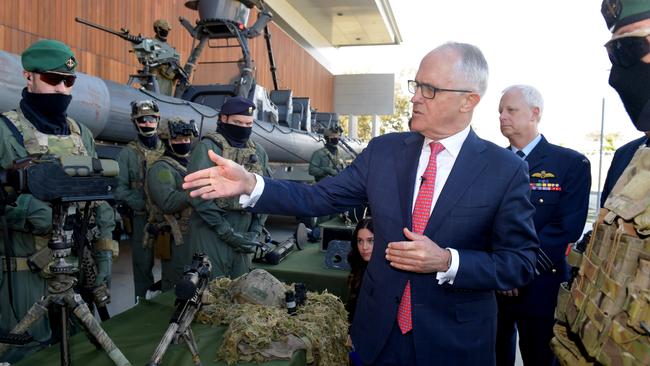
[600,132,649,207]
[495,85,591,366]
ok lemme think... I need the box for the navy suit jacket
[502,136,591,315]
[252,130,538,365]
[601,136,648,207]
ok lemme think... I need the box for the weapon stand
[0,204,130,366]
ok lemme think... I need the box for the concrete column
[348,114,358,139]
[372,115,380,137]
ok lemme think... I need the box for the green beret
[21,39,77,74]
[602,0,650,32]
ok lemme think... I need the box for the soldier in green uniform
[114,100,164,301]
[151,19,180,96]
[0,39,116,363]
[145,117,198,290]
[309,127,346,182]
[188,96,269,278]
[551,2,650,365]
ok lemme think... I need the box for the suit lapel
[397,133,424,229]
[426,129,488,236]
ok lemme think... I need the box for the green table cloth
[253,242,350,302]
[16,292,305,366]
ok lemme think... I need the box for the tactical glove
[221,228,259,253]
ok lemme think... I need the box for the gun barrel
[75,17,139,43]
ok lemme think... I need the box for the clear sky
[327,0,643,153]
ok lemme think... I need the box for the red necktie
[397,141,445,334]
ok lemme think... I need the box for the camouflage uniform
[188,133,269,278]
[0,105,115,361]
[145,117,196,290]
[115,140,163,298]
[551,2,650,364]
[151,19,179,96]
[308,147,346,182]
[114,100,164,299]
[0,40,116,363]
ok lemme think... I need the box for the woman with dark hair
[346,217,374,323]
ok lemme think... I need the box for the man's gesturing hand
[385,228,451,273]
[183,150,257,199]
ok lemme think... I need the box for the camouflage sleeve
[93,201,116,240]
[0,121,52,233]
[3,194,52,234]
[114,147,146,212]
[309,149,329,179]
[147,162,190,214]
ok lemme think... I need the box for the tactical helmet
[153,19,171,41]
[323,127,340,138]
[158,117,199,140]
[153,19,171,31]
[228,269,286,307]
[130,100,160,137]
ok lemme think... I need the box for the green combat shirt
[309,146,346,182]
[187,135,269,279]
[146,157,193,290]
[114,139,164,298]
[0,109,115,359]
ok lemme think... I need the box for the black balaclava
[20,88,73,135]
[609,62,650,131]
[217,122,252,148]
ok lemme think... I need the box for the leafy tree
[586,131,621,152]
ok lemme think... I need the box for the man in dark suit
[495,85,591,366]
[183,42,538,366]
[600,133,649,207]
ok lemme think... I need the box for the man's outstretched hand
[183,150,257,200]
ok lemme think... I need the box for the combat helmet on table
[0,39,116,363]
[551,1,650,365]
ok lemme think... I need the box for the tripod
[0,204,130,366]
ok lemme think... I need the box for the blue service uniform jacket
[505,136,591,315]
[250,130,538,365]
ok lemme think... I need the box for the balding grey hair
[434,42,489,96]
[502,84,544,120]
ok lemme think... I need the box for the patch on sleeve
[156,169,175,184]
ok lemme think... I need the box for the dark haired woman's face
[357,228,374,262]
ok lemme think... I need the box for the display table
[16,292,305,366]
[253,242,350,302]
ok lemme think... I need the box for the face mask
[24,90,72,117]
[217,123,252,148]
[157,29,169,40]
[170,142,192,156]
[327,137,339,146]
[609,62,650,131]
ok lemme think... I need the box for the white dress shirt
[412,125,471,284]
[241,126,472,285]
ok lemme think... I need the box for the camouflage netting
[195,273,350,365]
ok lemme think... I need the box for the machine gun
[75,17,188,93]
[147,253,212,366]
[0,155,129,366]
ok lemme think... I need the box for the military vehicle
[0,0,365,182]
